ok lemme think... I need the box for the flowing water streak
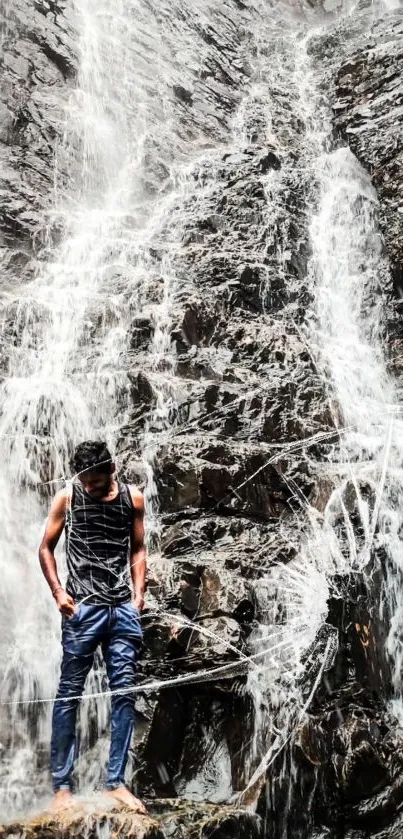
[301,3,403,730]
[2,0,402,823]
[243,0,403,814]
[166,3,324,802]
[247,5,403,815]
[234,19,403,823]
[0,0,161,815]
[242,19,336,797]
[299,9,403,730]
[0,0,301,817]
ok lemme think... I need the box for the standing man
[39,441,146,813]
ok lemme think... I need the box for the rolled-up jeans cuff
[106,782,124,790]
[53,783,72,792]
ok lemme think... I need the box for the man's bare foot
[50,789,75,811]
[105,787,147,814]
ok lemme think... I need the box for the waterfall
[0,0,298,818]
[302,5,403,720]
[0,0,148,815]
[242,3,403,828]
[1,0,403,828]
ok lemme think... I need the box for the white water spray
[1,0,402,824]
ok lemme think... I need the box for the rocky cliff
[0,1,76,272]
[2,1,403,838]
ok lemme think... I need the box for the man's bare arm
[39,489,75,617]
[129,487,146,612]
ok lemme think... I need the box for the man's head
[72,441,115,497]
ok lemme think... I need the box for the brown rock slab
[0,795,163,839]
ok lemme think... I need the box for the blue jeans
[51,602,142,792]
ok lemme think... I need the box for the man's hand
[134,591,144,613]
[54,589,76,617]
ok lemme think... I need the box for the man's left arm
[129,487,147,612]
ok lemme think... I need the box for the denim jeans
[51,602,142,792]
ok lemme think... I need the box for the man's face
[79,466,113,498]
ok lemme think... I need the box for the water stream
[242,0,403,826]
[0,0,402,827]
[0,0,292,817]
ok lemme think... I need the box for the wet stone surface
[0,0,77,278]
[0,799,263,839]
[3,0,403,838]
[309,3,403,387]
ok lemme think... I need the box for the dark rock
[259,150,281,173]
[151,802,262,839]
[291,570,403,836]
[198,810,262,839]
[131,318,154,351]
[130,372,156,408]
[0,0,77,268]
[173,85,193,106]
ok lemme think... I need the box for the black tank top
[65,481,133,606]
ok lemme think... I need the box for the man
[39,441,146,813]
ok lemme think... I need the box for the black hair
[72,441,112,476]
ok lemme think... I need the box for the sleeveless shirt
[65,481,133,606]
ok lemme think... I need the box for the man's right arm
[39,489,75,617]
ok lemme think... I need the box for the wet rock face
[286,16,403,828]
[118,0,334,813]
[329,11,403,280]
[289,572,403,836]
[0,0,318,831]
[127,91,332,819]
[0,800,262,839]
[0,1,77,279]
[4,1,403,838]
[310,6,403,379]
[254,561,403,839]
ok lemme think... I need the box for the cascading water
[1,0,403,830]
[0,0,152,814]
[241,2,403,829]
[0,0,303,819]
[302,0,403,722]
